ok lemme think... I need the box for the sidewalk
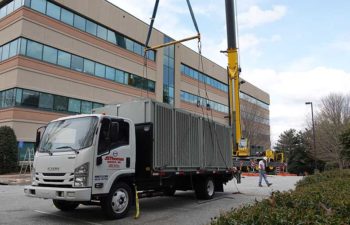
[0,173,31,185]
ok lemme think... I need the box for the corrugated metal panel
[174,110,190,167]
[203,120,216,168]
[154,102,174,168]
[190,115,202,167]
[215,125,228,167]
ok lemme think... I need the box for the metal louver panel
[154,103,174,168]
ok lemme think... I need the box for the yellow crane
[225,0,249,157]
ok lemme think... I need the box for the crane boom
[225,0,249,156]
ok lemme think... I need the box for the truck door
[92,117,134,195]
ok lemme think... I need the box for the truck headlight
[31,167,36,185]
[74,162,89,187]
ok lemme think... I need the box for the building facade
[0,0,270,160]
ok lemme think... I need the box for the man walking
[258,157,272,187]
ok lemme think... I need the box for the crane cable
[197,40,230,170]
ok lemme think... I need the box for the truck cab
[25,114,136,219]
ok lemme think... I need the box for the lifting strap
[144,0,200,51]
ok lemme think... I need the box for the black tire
[163,186,176,196]
[52,200,79,211]
[101,182,132,219]
[195,177,215,200]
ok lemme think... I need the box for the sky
[108,0,350,146]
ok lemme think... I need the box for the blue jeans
[259,170,270,185]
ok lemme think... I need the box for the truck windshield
[39,116,98,153]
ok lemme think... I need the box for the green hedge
[0,126,18,174]
[211,170,350,225]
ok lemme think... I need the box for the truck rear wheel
[101,182,132,219]
[52,200,79,211]
[195,177,215,200]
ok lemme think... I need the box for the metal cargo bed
[96,99,233,172]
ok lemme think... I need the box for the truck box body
[93,99,233,172]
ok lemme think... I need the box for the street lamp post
[305,102,317,171]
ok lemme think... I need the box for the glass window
[31,0,46,13]
[97,25,107,40]
[24,0,31,7]
[61,8,73,26]
[22,89,39,107]
[128,74,135,86]
[81,101,92,114]
[133,42,142,55]
[169,45,174,58]
[106,66,115,80]
[68,99,81,113]
[54,95,68,111]
[43,46,58,64]
[71,55,84,72]
[147,50,155,61]
[46,2,61,20]
[6,1,15,15]
[57,50,71,68]
[95,63,105,78]
[116,34,126,48]
[2,89,15,108]
[93,103,104,109]
[168,71,174,87]
[39,93,53,109]
[0,46,2,61]
[125,39,133,51]
[115,69,125,84]
[133,76,143,89]
[14,0,23,11]
[86,20,97,36]
[9,40,18,58]
[73,14,86,31]
[184,66,189,76]
[148,81,155,92]
[0,6,7,19]
[0,92,3,108]
[15,88,22,105]
[27,40,43,60]
[20,38,27,55]
[83,59,95,75]
[1,44,10,61]
[107,30,116,44]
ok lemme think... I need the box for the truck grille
[42,173,66,176]
[35,172,74,186]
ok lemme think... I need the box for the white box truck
[24,99,236,219]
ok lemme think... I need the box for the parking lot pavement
[0,173,31,185]
[0,176,303,225]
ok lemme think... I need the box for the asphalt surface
[0,176,303,225]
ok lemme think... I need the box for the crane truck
[225,0,285,173]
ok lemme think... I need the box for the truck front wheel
[52,200,79,211]
[195,177,215,200]
[101,182,132,219]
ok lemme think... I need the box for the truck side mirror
[35,131,41,150]
[35,126,46,150]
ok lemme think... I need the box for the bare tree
[311,93,350,169]
[240,98,271,151]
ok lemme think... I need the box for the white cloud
[244,67,350,146]
[330,39,350,52]
[238,34,281,60]
[239,5,287,29]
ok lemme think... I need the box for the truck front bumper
[24,186,91,201]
